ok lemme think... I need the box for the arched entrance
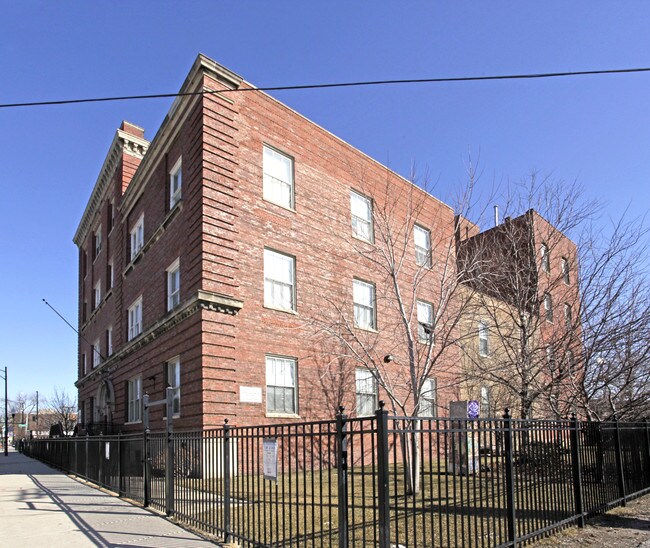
[93,379,115,428]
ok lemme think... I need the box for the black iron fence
[22,407,650,547]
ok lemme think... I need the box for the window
[566,350,575,375]
[263,145,294,209]
[353,279,376,330]
[127,297,143,341]
[93,280,101,310]
[544,293,553,322]
[564,303,572,330]
[169,157,182,209]
[417,300,434,343]
[264,249,296,311]
[82,353,86,376]
[414,225,431,267]
[478,321,489,357]
[107,200,114,233]
[106,326,113,357]
[266,355,297,414]
[355,369,377,416]
[419,378,437,417]
[540,243,550,273]
[94,225,102,260]
[166,357,181,416]
[480,386,491,417]
[130,214,144,260]
[561,257,570,284]
[92,339,101,368]
[107,258,114,290]
[127,376,142,423]
[546,345,556,370]
[350,190,373,242]
[167,258,180,311]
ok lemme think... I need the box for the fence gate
[142,387,174,516]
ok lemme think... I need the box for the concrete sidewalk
[0,447,218,547]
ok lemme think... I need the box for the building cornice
[75,289,243,389]
[120,54,242,219]
[73,129,150,246]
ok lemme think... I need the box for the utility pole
[35,390,39,437]
[1,367,7,456]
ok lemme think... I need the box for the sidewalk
[0,447,218,547]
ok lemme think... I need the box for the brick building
[74,54,579,431]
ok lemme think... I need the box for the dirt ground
[531,493,650,547]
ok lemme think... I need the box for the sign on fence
[263,437,278,482]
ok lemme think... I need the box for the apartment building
[74,54,579,432]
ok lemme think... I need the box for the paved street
[0,447,218,547]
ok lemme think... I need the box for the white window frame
[94,225,102,260]
[167,258,181,311]
[127,296,143,341]
[350,190,373,242]
[263,145,294,209]
[355,368,377,417]
[419,378,437,417]
[93,280,101,310]
[264,249,296,312]
[546,345,556,370]
[564,303,572,330]
[266,355,297,415]
[414,225,432,267]
[540,243,550,273]
[544,293,554,322]
[417,300,434,343]
[167,357,181,417]
[561,257,570,284]
[478,321,489,357]
[92,339,101,368]
[127,376,142,423]
[130,213,144,260]
[169,157,182,209]
[353,279,376,330]
[106,326,113,357]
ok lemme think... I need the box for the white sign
[105,441,110,460]
[240,386,263,403]
[263,438,278,482]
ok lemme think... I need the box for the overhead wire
[2,66,650,109]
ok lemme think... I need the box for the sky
[1,2,649,405]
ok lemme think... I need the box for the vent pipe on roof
[494,205,499,227]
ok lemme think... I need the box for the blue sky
[1,2,649,402]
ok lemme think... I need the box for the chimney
[494,205,499,227]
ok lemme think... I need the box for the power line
[42,298,105,362]
[3,66,650,109]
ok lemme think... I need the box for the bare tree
[44,387,78,436]
[457,174,597,419]
[575,214,650,420]
[305,165,488,493]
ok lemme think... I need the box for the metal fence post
[143,393,151,508]
[165,386,175,517]
[644,418,650,489]
[569,413,585,527]
[223,418,232,544]
[503,408,517,546]
[613,415,627,507]
[117,432,122,496]
[375,401,390,548]
[336,406,349,548]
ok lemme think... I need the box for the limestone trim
[73,129,150,246]
[75,289,243,388]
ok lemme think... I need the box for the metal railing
[22,407,650,547]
